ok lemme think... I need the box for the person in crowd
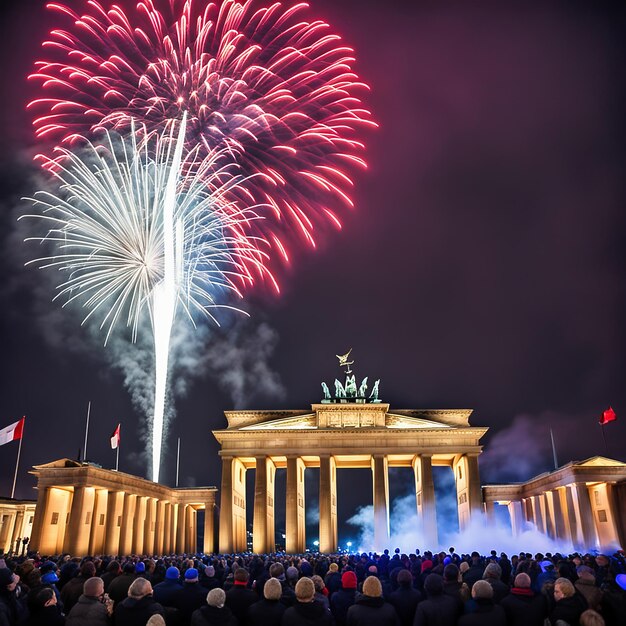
[482,563,509,604]
[191,588,237,626]
[388,569,421,626]
[442,564,466,609]
[458,580,505,626]
[346,575,399,626]
[65,576,111,626]
[579,610,605,626]
[575,567,603,613]
[324,563,342,596]
[22,586,65,626]
[153,567,182,607]
[330,571,358,626]
[269,563,295,607]
[549,577,588,626]
[113,577,164,626]
[225,567,258,626]
[108,562,137,604]
[413,573,459,626]
[171,567,207,626]
[101,562,121,593]
[462,553,484,589]
[201,566,220,592]
[61,561,97,613]
[311,576,329,609]
[500,572,547,626]
[248,578,286,626]
[282,577,333,626]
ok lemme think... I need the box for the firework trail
[29,0,376,270]
[21,118,267,481]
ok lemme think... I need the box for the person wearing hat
[324,563,341,596]
[575,566,603,613]
[65,576,111,626]
[171,567,208,625]
[101,561,121,593]
[268,562,295,607]
[345,575,399,626]
[22,586,65,626]
[281,577,333,626]
[462,553,484,590]
[200,566,220,592]
[482,562,508,604]
[330,571,358,626]
[458,580,506,626]
[225,567,257,625]
[500,573,548,626]
[0,568,28,626]
[114,577,164,626]
[107,562,137,605]
[153,567,182,607]
[191,588,237,626]
[413,573,460,626]
[247,578,286,626]
[388,569,421,626]
[61,561,97,614]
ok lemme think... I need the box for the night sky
[1,0,625,546]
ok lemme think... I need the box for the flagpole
[11,420,24,499]
[601,424,608,456]
[83,401,91,462]
[176,437,180,488]
[115,442,120,472]
[550,427,558,470]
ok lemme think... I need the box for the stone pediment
[577,456,626,467]
[240,414,317,430]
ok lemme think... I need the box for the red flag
[110,424,121,449]
[0,417,25,446]
[599,407,617,426]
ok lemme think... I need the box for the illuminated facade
[0,499,36,555]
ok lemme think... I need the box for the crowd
[1,547,625,626]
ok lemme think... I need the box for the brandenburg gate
[213,400,488,553]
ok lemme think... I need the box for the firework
[29,0,376,265]
[21,115,268,481]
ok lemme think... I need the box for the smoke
[479,412,570,483]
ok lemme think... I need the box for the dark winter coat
[500,587,547,626]
[412,594,460,626]
[388,585,422,626]
[549,592,588,626]
[247,598,286,626]
[225,583,259,626]
[330,588,356,626]
[462,565,484,589]
[22,604,66,626]
[171,582,208,625]
[191,604,238,626]
[281,600,334,626]
[113,595,164,626]
[346,595,400,626]
[153,579,183,607]
[324,572,342,596]
[66,594,110,626]
[101,571,120,593]
[107,574,136,605]
[458,599,506,626]
[60,576,91,614]
[485,578,510,604]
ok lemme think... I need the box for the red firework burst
[29,0,375,279]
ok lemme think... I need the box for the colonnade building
[213,402,488,553]
[27,460,217,555]
[483,456,626,550]
[0,498,36,555]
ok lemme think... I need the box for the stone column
[163,503,172,555]
[253,456,276,554]
[8,512,22,553]
[485,501,496,524]
[144,498,157,555]
[154,500,165,555]
[170,503,179,554]
[412,454,437,546]
[543,492,558,539]
[507,501,525,536]
[286,456,306,553]
[185,506,196,553]
[119,494,137,555]
[89,489,108,555]
[66,486,95,556]
[371,454,390,549]
[132,496,147,554]
[104,491,124,555]
[176,504,187,553]
[219,457,247,553]
[571,483,597,549]
[319,455,338,554]
[29,486,50,553]
[531,495,547,535]
[466,454,483,519]
[0,513,16,553]
[553,488,572,545]
[454,454,481,531]
[203,501,215,554]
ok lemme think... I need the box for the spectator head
[341,571,357,590]
[616,574,626,591]
[577,566,596,582]
[580,609,606,626]
[264,578,282,601]
[106,561,121,574]
[33,587,56,609]
[165,567,180,581]
[135,562,146,574]
[122,563,135,574]
[595,555,609,567]
[234,568,249,583]
[362,576,383,598]
[443,564,459,582]
[80,562,96,578]
[472,580,494,600]
[286,566,299,582]
[0,568,19,591]
[554,578,575,601]
[204,566,215,578]
[207,588,226,608]
[83,577,104,599]
[483,563,502,580]
[459,562,470,575]
[269,562,285,579]
[514,573,531,589]
[295,577,315,603]
[128,577,153,599]
[146,616,166,626]
[367,565,378,575]
[397,569,413,587]
[311,575,325,593]
[329,563,338,573]
[41,571,59,585]
[184,568,199,583]
[423,573,444,597]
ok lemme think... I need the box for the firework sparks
[21,116,268,480]
[29,0,376,265]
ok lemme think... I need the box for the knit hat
[204,566,215,577]
[185,568,199,581]
[472,580,494,600]
[286,566,299,581]
[40,561,57,574]
[295,577,315,602]
[264,578,282,601]
[0,569,16,587]
[539,560,553,573]
[165,567,180,580]
[362,576,382,598]
[421,559,433,573]
[616,574,626,591]
[483,563,502,579]
[207,588,226,608]
[329,563,338,573]
[423,573,444,596]
[341,571,357,589]
[135,562,146,573]
[41,571,59,584]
